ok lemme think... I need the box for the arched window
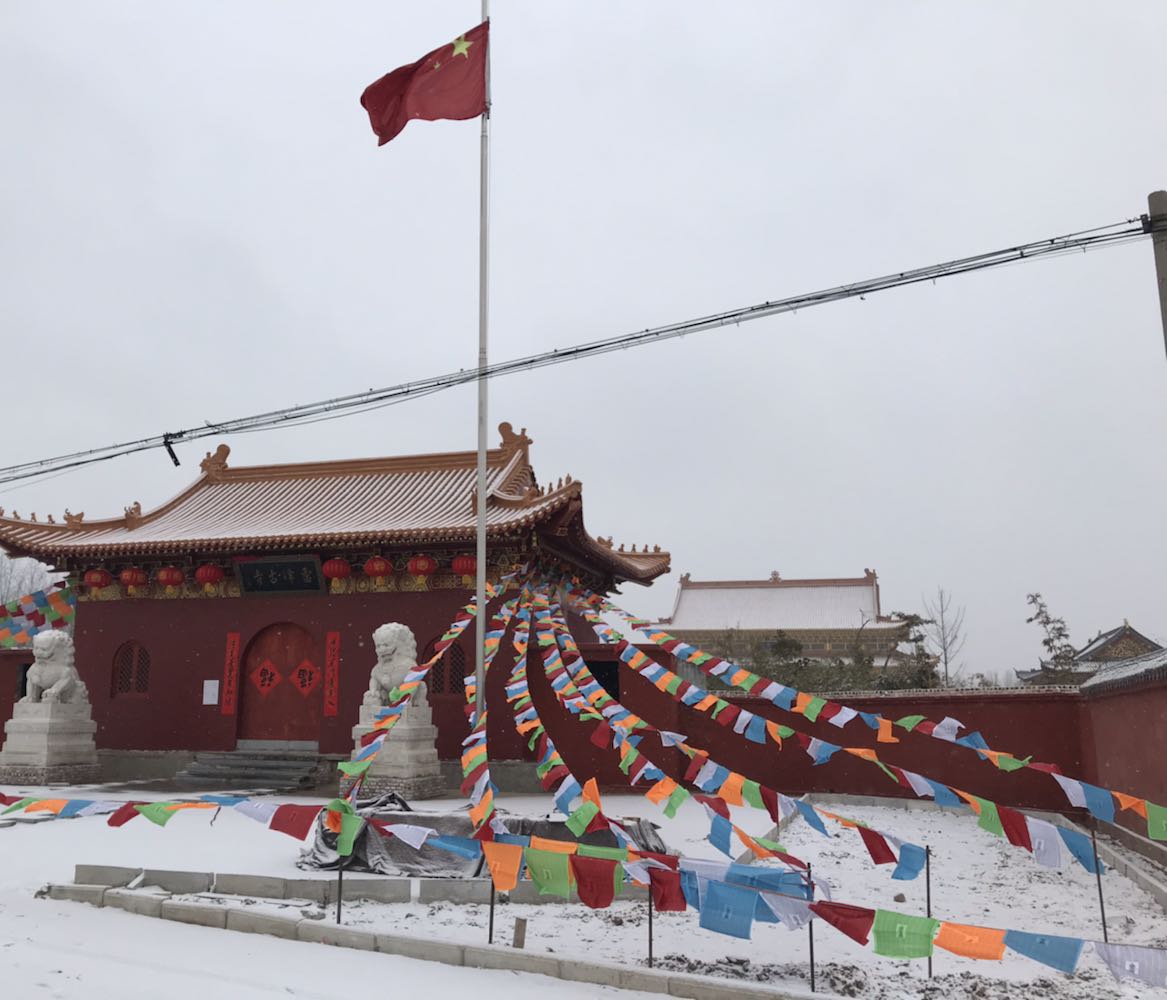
[422,638,467,697]
[111,640,150,696]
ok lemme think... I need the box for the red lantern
[407,553,438,588]
[119,567,148,595]
[363,556,392,584]
[322,557,352,593]
[451,554,476,587]
[83,568,112,590]
[156,566,184,595]
[195,563,224,594]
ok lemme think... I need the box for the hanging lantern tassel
[322,558,352,594]
[363,556,392,589]
[407,554,438,590]
[156,566,185,597]
[452,554,477,588]
[195,563,224,595]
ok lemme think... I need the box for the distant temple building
[1016,621,1164,686]
[0,424,668,780]
[653,570,910,665]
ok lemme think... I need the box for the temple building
[0,424,668,781]
[653,570,910,666]
[1016,620,1164,686]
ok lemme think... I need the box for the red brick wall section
[538,647,1087,814]
[72,592,526,758]
[1080,677,1167,820]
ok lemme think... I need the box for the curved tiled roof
[0,424,669,584]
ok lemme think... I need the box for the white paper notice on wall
[202,680,220,706]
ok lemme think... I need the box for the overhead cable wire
[0,216,1156,489]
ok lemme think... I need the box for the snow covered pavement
[2,785,1166,998]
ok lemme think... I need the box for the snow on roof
[1080,646,1167,690]
[658,571,903,631]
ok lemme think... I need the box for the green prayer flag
[2,798,33,815]
[566,801,599,837]
[664,675,683,695]
[134,802,179,827]
[710,701,727,719]
[871,909,940,958]
[691,652,712,665]
[875,761,899,784]
[1146,801,1167,841]
[741,780,764,810]
[336,814,365,857]
[777,725,796,739]
[663,785,690,819]
[994,754,1030,773]
[618,749,640,775]
[525,847,573,898]
[975,798,1004,837]
[337,758,372,777]
[896,714,926,731]
[755,836,788,853]
[577,843,628,861]
[803,697,827,722]
[741,672,763,690]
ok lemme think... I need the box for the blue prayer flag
[891,843,927,881]
[771,686,797,711]
[708,814,735,857]
[956,731,990,752]
[796,799,829,836]
[1057,826,1105,874]
[925,780,962,807]
[429,835,483,860]
[680,869,702,910]
[744,715,768,744]
[699,881,755,940]
[1081,783,1117,824]
[1003,930,1084,974]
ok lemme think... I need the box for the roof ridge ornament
[199,443,231,481]
[124,501,143,530]
[497,422,532,463]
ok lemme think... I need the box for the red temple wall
[64,591,1167,822]
[73,591,530,758]
[1078,678,1167,818]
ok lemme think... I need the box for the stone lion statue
[363,622,419,707]
[20,630,89,705]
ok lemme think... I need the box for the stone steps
[174,751,321,790]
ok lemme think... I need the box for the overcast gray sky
[2,2,1165,677]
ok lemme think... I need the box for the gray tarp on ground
[299,795,670,876]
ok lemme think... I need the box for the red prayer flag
[809,901,876,946]
[361,21,489,146]
[857,826,897,865]
[648,868,687,912]
[997,804,1033,851]
[107,801,147,827]
[569,855,619,909]
[270,804,322,841]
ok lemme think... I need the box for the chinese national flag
[361,21,488,146]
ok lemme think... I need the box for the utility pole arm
[1144,190,1167,361]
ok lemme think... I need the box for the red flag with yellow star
[361,21,488,146]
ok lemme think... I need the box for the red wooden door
[239,623,322,742]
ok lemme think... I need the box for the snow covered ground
[3,782,1166,999]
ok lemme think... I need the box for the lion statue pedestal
[348,623,445,800]
[0,631,100,784]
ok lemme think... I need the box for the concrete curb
[71,864,643,907]
[43,887,814,999]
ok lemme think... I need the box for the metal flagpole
[473,1,491,729]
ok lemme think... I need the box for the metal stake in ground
[1091,827,1109,943]
[647,882,654,968]
[489,882,496,944]
[925,846,933,979]
[807,863,816,993]
[335,856,348,925]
